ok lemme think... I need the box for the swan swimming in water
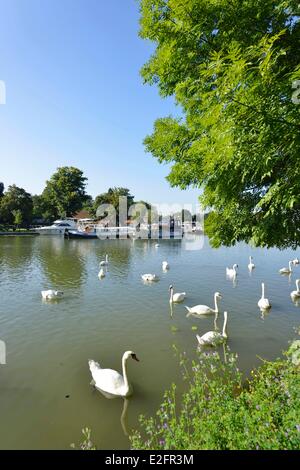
[258,283,271,310]
[141,274,158,282]
[162,261,169,271]
[185,292,222,316]
[100,254,109,266]
[88,351,139,398]
[226,264,238,277]
[248,256,255,270]
[279,261,293,274]
[169,285,186,303]
[41,290,64,300]
[196,311,228,346]
[291,279,300,300]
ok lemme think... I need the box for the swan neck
[214,294,219,313]
[262,283,265,299]
[122,354,130,392]
[297,279,300,291]
[170,288,173,303]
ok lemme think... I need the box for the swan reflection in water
[91,385,130,436]
[292,298,300,308]
[227,274,238,288]
[260,308,272,320]
[279,271,292,285]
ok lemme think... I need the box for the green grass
[130,340,300,450]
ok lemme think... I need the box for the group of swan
[89,351,139,398]
[184,292,226,346]
[257,276,300,311]
[226,257,255,278]
[141,260,170,282]
[224,255,300,309]
[45,250,300,402]
[279,258,300,274]
[98,254,109,279]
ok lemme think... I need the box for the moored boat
[34,218,78,235]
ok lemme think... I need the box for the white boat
[35,218,78,235]
[65,220,136,239]
[65,219,98,238]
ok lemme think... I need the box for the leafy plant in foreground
[130,341,300,450]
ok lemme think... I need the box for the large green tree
[0,185,33,226]
[32,194,55,223]
[42,167,88,218]
[139,0,300,249]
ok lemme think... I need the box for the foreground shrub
[130,342,300,450]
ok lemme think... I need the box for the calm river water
[0,235,299,449]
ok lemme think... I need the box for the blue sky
[0,0,200,207]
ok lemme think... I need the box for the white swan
[196,311,228,346]
[169,285,186,303]
[100,254,109,266]
[279,261,293,274]
[41,290,64,300]
[258,282,271,310]
[292,258,299,266]
[141,273,158,282]
[88,351,139,397]
[226,264,238,277]
[248,256,255,270]
[291,279,300,300]
[185,292,222,316]
[98,268,106,279]
[155,243,160,248]
[162,261,169,270]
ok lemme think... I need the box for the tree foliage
[139,0,300,248]
[94,187,134,217]
[42,167,88,218]
[12,209,23,228]
[0,185,33,225]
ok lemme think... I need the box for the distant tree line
[0,167,155,228]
